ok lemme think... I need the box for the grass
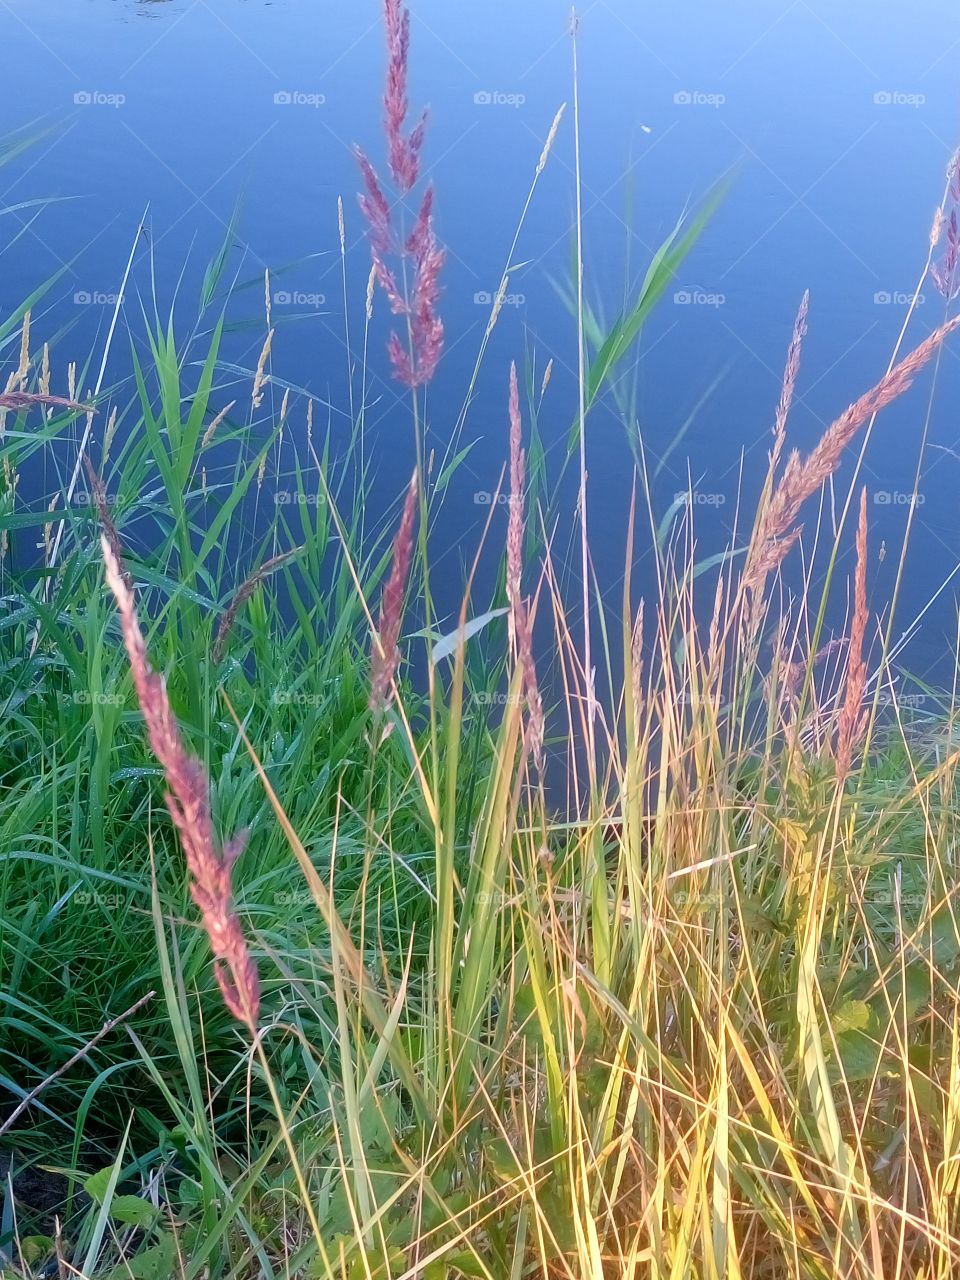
[2,19,960,1280]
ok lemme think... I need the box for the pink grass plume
[370,470,419,713]
[383,0,426,193]
[0,391,94,414]
[747,315,960,588]
[932,158,960,300]
[356,0,445,388]
[835,489,870,777]
[101,537,260,1032]
[505,363,544,767]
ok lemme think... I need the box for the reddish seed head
[747,315,960,588]
[101,537,260,1032]
[932,169,960,299]
[356,148,394,258]
[836,489,870,777]
[0,391,93,413]
[506,362,525,623]
[383,0,425,193]
[356,0,445,388]
[503,363,543,768]
[370,471,419,713]
[406,186,435,258]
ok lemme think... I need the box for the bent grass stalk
[791,167,960,740]
[746,314,960,589]
[439,103,567,488]
[101,537,260,1033]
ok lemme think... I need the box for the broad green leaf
[566,177,730,458]
[431,608,508,665]
[109,1194,159,1228]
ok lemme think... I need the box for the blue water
[3,0,960,683]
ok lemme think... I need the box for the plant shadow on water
[2,1,960,1277]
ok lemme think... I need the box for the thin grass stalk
[436,470,506,1116]
[859,302,955,782]
[438,104,566,488]
[46,206,147,582]
[835,488,869,777]
[338,195,356,431]
[570,12,596,777]
[211,546,302,664]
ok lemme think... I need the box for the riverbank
[2,281,960,1275]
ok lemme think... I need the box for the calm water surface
[2,0,960,681]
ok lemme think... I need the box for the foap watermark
[272,689,325,707]
[274,90,326,108]
[474,289,525,308]
[674,891,730,907]
[72,490,119,507]
[272,889,315,907]
[874,290,925,306]
[874,490,924,507]
[474,491,521,507]
[74,90,125,108]
[273,290,326,308]
[274,491,325,506]
[674,90,725,108]
[74,290,124,307]
[476,890,508,907]
[72,690,123,707]
[73,889,127,909]
[862,888,925,907]
[874,90,925,108]
[473,90,526,108]
[877,691,927,710]
[675,490,726,507]
[473,690,523,708]
[674,288,725,308]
